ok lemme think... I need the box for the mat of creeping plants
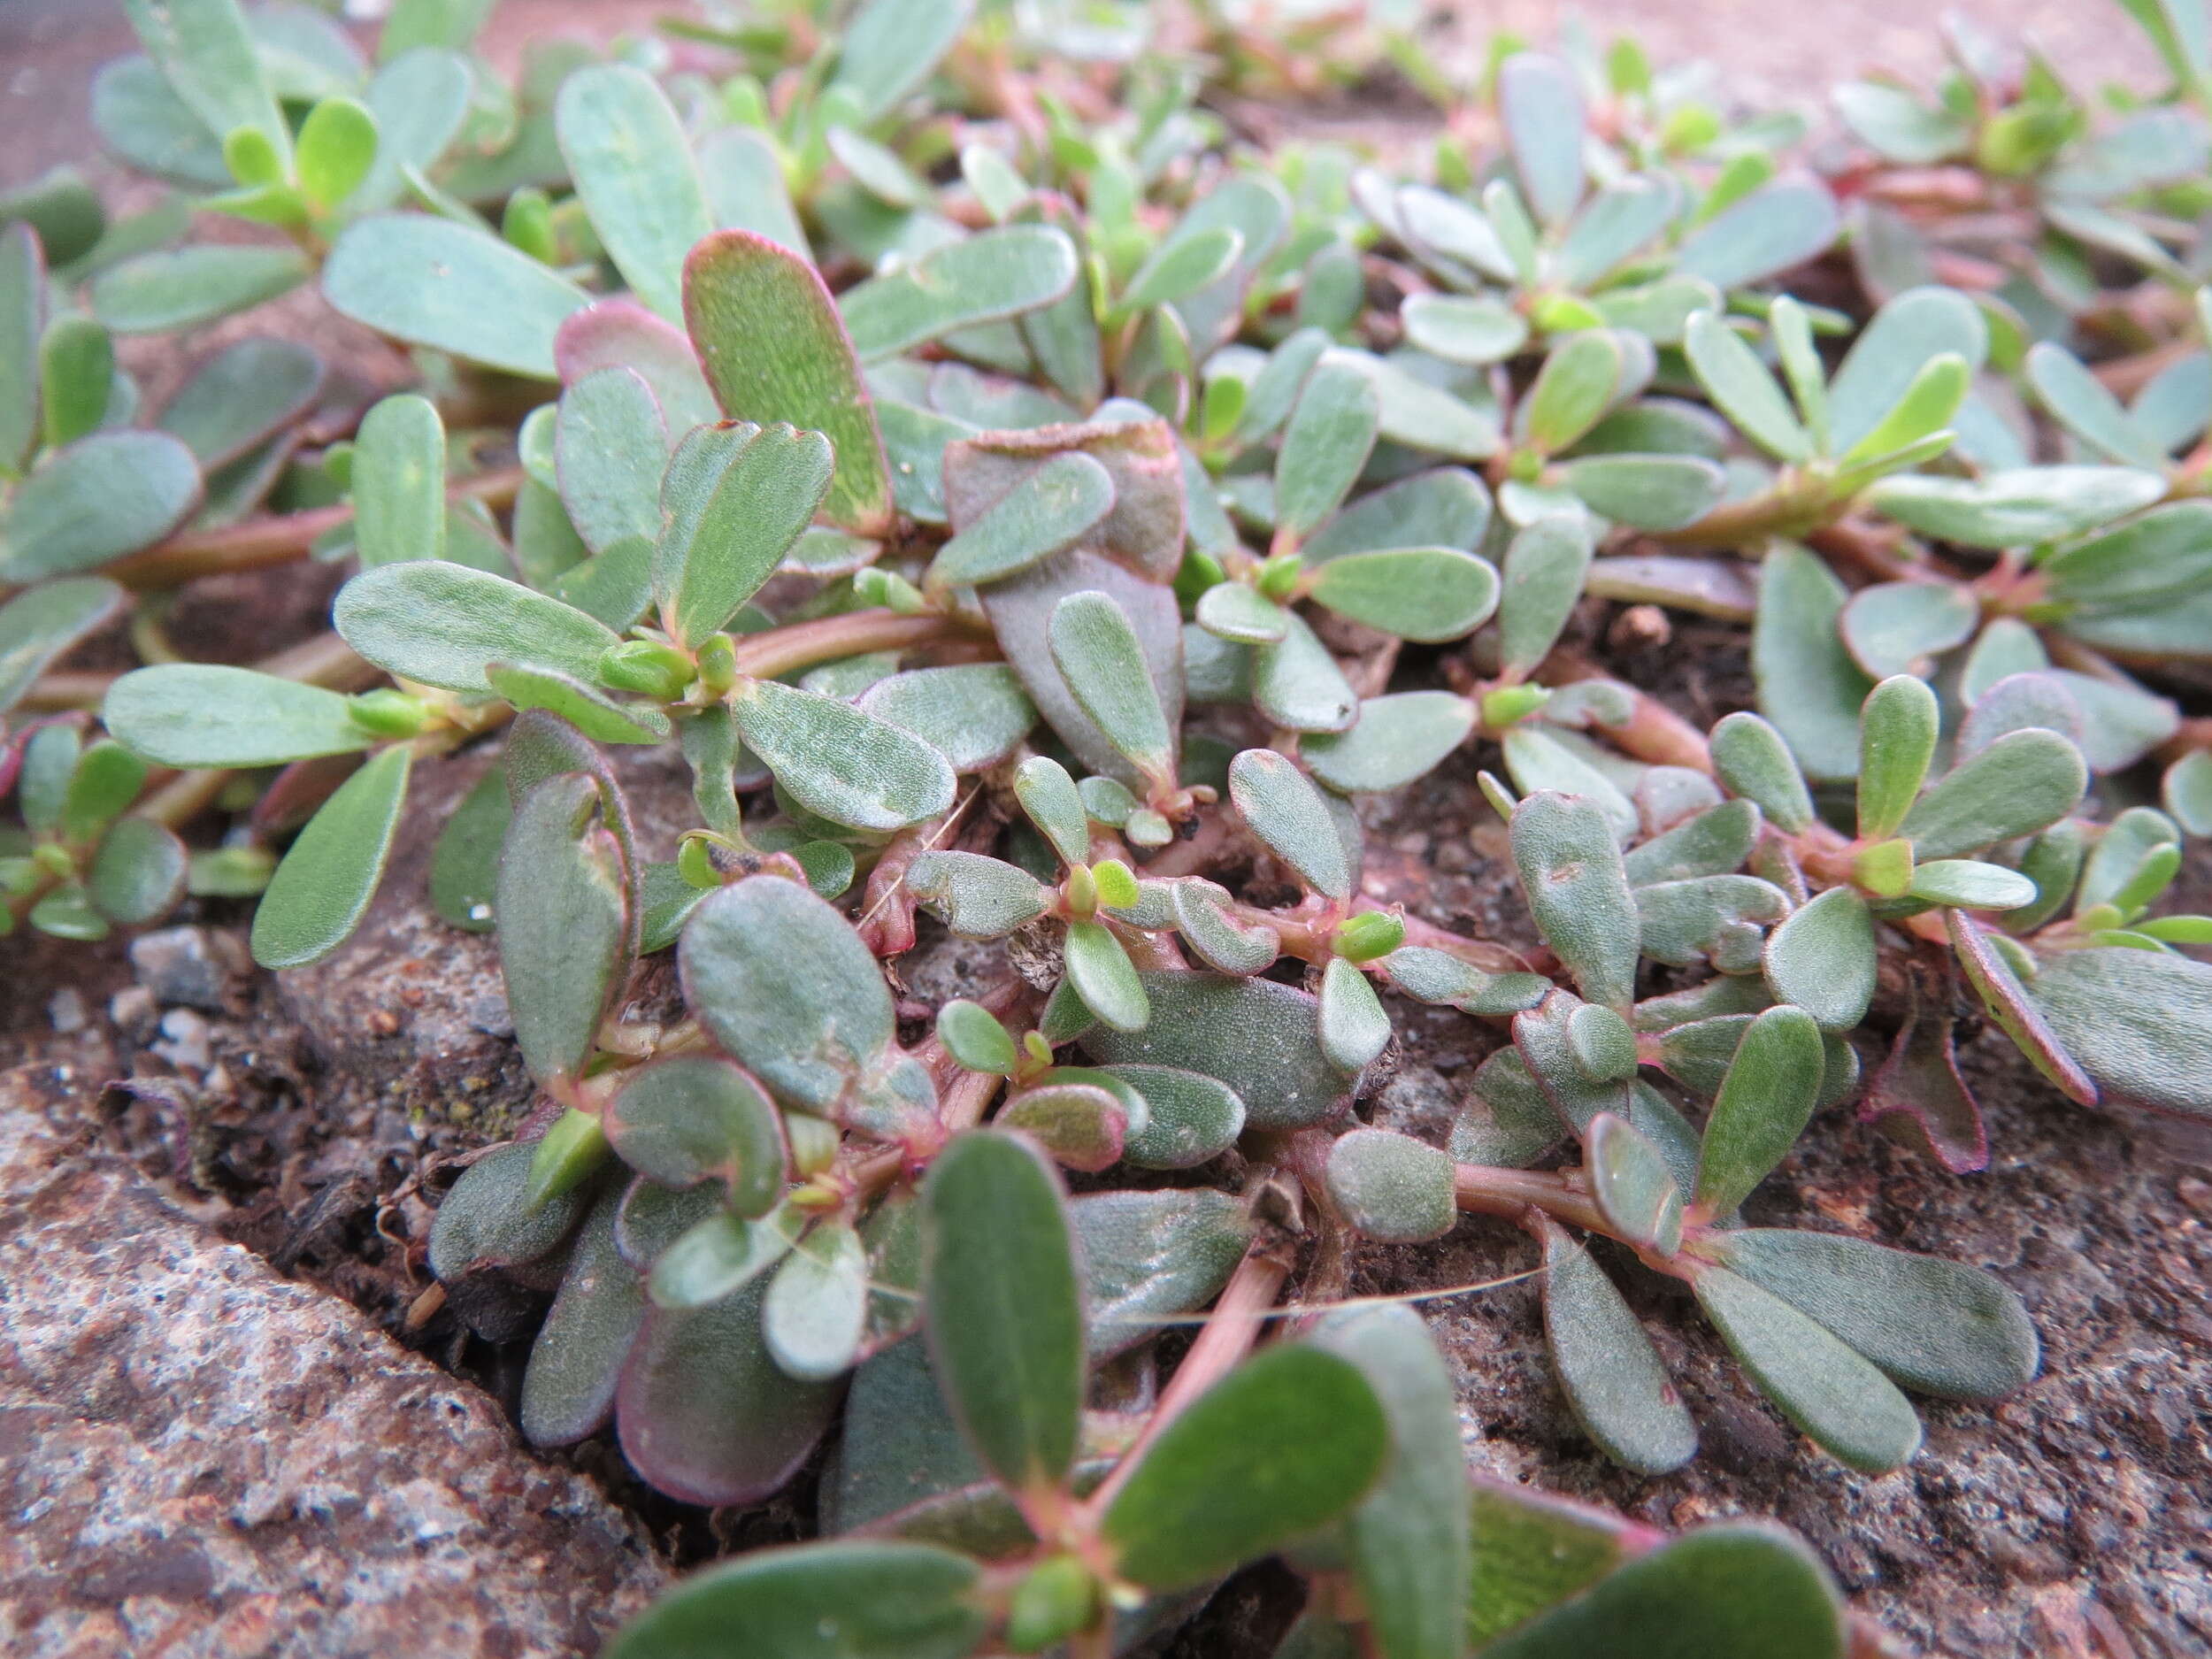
[6,0,2212,1649]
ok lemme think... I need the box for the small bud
[222,124,286,188]
[1507,448,1545,482]
[502,187,558,265]
[1480,683,1551,728]
[1532,292,1605,333]
[1061,862,1098,918]
[677,834,724,890]
[2073,902,2124,935]
[1004,1555,1097,1654]
[1021,1031,1054,1071]
[346,687,434,740]
[1173,548,1226,605]
[853,566,927,614]
[1852,837,1915,899]
[786,1112,840,1177]
[597,639,695,701]
[1334,910,1406,963]
[1200,373,1246,442]
[694,633,740,695]
[525,1108,607,1210]
[32,842,76,881]
[1090,858,1141,910]
[1256,551,1303,603]
[1125,808,1173,849]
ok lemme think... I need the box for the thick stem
[1079,1247,1292,1522]
[1651,480,1825,549]
[730,610,971,680]
[1453,1161,1609,1234]
[1538,650,1715,774]
[102,467,524,590]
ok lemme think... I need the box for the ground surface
[2,4,2208,1658]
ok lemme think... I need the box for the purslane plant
[9,0,2212,1653]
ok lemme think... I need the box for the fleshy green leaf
[1309,547,1499,641]
[103,664,374,766]
[556,368,666,557]
[603,1540,986,1659]
[1401,294,1528,365]
[1587,1111,1684,1253]
[250,747,411,968]
[1684,310,1810,463]
[921,1131,1084,1502]
[1497,516,1594,679]
[1855,673,1938,841]
[607,1056,787,1217]
[1517,329,1634,456]
[937,1000,1019,1075]
[1085,972,1347,1130]
[1901,728,2086,859]
[498,772,633,1087]
[519,1187,642,1448]
[1049,590,1173,780]
[1064,918,1149,1033]
[1694,1004,1824,1216]
[656,422,833,646]
[1105,1065,1247,1169]
[1510,791,1640,1013]
[728,677,956,833]
[88,816,187,926]
[1230,748,1351,901]
[1869,465,2167,549]
[1753,544,1873,783]
[1318,956,1394,1072]
[2026,945,2212,1118]
[1673,178,1839,290]
[0,578,125,714]
[679,877,902,1117]
[326,215,586,378]
[1311,1306,1473,1659]
[1479,1524,1845,1659]
[1102,1344,1387,1591]
[122,0,290,168]
[829,0,977,120]
[1304,693,1475,794]
[1709,712,1814,833]
[1275,352,1379,542]
[928,450,1114,588]
[1838,580,1979,680]
[556,65,710,324]
[764,1222,870,1381]
[1556,454,1725,533]
[1709,1230,2037,1399]
[1762,887,1875,1032]
[1691,1265,1923,1472]
[334,560,618,694]
[353,393,446,569]
[616,1281,841,1505]
[841,227,1079,360]
[0,432,202,581]
[1327,1127,1455,1243]
[1538,1220,1696,1474]
[859,665,1034,773]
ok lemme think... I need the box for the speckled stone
[0,1067,670,1659]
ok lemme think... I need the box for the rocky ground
[1,4,2207,1658]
